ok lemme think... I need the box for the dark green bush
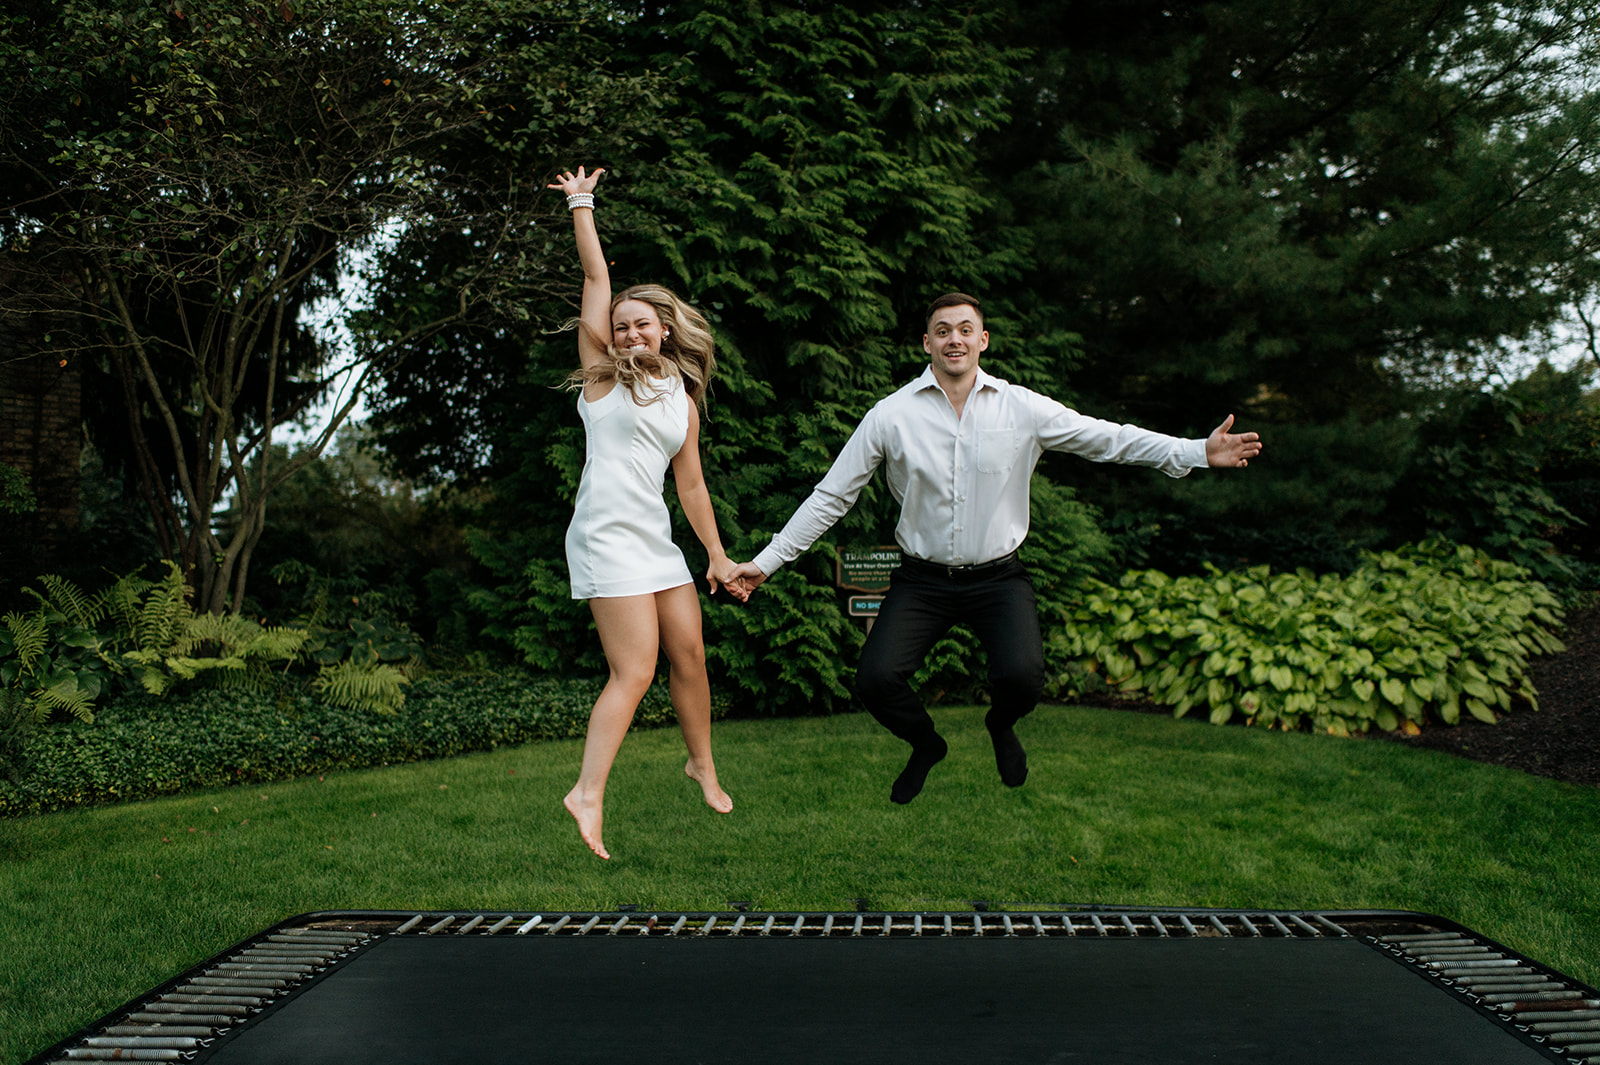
[0,672,699,817]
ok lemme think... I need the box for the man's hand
[707,557,750,602]
[1205,414,1262,468]
[728,561,769,597]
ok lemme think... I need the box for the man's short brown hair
[925,292,983,330]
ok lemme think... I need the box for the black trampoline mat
[192,934,1556,1065]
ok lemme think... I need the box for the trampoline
[28,907,1600,1064]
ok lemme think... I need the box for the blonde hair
[567,284,716,406]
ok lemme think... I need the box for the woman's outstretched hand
[548,165,604,198]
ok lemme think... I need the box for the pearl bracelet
[566,192,595,211]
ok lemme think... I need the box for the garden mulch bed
[1388,606,1600,788]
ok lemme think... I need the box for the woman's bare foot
[563,787,609,859]
[685,759,733,813]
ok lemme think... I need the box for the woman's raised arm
[547,166,611,373]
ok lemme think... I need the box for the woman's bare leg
[564,595,659,859]
[656,583,732,813]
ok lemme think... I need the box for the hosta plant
[1046,540,1564,735]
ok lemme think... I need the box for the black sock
[985,710,1028,787]
[890,734,948,804]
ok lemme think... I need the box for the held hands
[547,165,604,198]
[707,556,752,603]
[1205,414,1262,468]
[728,561,768,595]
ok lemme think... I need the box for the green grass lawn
[4,703,1599,1064]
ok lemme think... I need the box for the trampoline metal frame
[26,906,1600,1064]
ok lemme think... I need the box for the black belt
[899,550,1020,579]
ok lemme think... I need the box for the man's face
[923,305,988,383]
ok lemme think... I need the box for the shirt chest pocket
[976,429,1017,474]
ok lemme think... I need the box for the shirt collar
[913,364,1002,393]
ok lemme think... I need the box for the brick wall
[0,332,83,557]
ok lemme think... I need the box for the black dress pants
[853,555,1046,745]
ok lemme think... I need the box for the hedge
[0,672,703,818]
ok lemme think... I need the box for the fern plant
[1,563,311,720]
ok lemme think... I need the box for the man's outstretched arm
[1205,414,1262,468]
[730,410,887,596]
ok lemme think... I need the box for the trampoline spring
[84,1037,201,1050]
[791,915,806,936]
[1239,916,1260,937]
[1510,1009,1600,1023]
[1179,915,1199,937]
[1381,932,1467,944]
[972,914,984,937]
[1287,914,1320,937]
[853,915,865,937]
[63,1051,185,1061]
[395,914,425,934]
[208,965,309,977]
[1455,973,1552,986]
[144,1001,250,1016]
[514,915,544,936]
[823,915,836,937]
[1497,993,1591,1008]
[103,1028,213,1038]
[173,982,276,997]
[701,916,718,937]
[236,946,331,959]
[1311,914,1350,937]
[1265,914,1293,937]
[548,915,574,935]
[577,915,603,936]
[425,916,457,935]
[914,915,923,936]
[486,916,516,935]
[154,991,257,1010]
[1414,948,1501,960]
[180,972,283,991]
[944,916,953,936]
[1429,959,1520,970]
[459,916,485,935]
[128,1011,238,1026]
[1464,982,1563,996]
[1207,916,1230,937]
[1119,915,1138,937]
[1150,916,1170,938]
[877,915,890,937]
[1089,915,1109,937]
[609,916,630,934]
[670,916,688,936]
[1033,916,1047,937]
[271,930,365,941]
[761,916,776,936]
[1002,914,1015,936]
[729,915,747,936]
[1062,915,1077,936]
[156,993,262,1007]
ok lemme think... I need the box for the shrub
[1046,540,1564,735]
[0,671,701,817]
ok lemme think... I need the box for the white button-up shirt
[752,366,1208,575]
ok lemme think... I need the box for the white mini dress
[565,375,695,600]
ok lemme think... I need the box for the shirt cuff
[751,546,786,578]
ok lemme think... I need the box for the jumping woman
[547,165,739,859]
